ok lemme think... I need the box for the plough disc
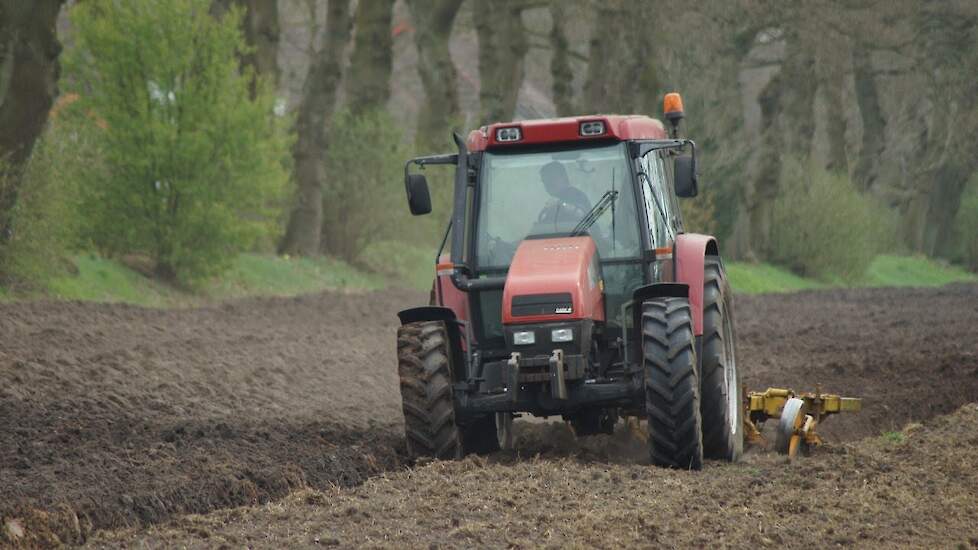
[775,397,806,455]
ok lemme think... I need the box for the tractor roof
[466,114,667,152]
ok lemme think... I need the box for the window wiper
[571,190,619,237]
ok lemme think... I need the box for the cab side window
[639,151,676,248]
[657,153,684,233]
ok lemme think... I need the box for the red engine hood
[502,236,605,325]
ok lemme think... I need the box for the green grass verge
[209,254,386,298]
[862,254,976,287]
[47,255,183,307]
[5,251,974,306]
[725,262,824,294]
[729,254,976,294]
[37,253,385,307]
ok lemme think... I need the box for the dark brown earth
[2,284,978,548]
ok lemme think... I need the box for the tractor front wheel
[642,298,704,470]
[397,321,464,460]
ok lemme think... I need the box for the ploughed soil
[2,284,978,547]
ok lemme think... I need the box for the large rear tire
[642,298,704,470]
[700,259,744,461]
[397,321,464,459]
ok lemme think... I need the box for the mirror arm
[403,153,458,180]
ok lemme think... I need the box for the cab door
[637,150,677,283]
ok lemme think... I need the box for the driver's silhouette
[540,161,591,213]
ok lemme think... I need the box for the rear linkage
[744,387,862,460]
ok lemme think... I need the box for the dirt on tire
[3,284,978,547]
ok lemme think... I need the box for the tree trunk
[279,0,351,256]
[475,0,528,124]
[904,4,978,256]
[747,72,783,258]
[582,1,655,116]
[582,1,624,113]
[815,34,849,174]
[779,29,815,159]
[548,0,574,117]
[0,0,64,242]
[211,0,280,96]
[406,0,463,151]
[345,0,394,114]
[851,43,884,193]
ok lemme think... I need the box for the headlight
[513,331,535,345]
[551,328,574,342]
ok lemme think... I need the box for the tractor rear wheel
[642,298,704,470]
[397,321,464,459]
[700,259,744,461]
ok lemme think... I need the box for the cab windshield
[475,142,641,269]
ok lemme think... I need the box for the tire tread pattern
[700,259,743,461]
[643,298,704,470]
[397,321,463,460]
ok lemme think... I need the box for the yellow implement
[744,387,862,459]
[624,386,861,461]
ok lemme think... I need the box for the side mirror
[674,155,698,198]
[405,173,432,215]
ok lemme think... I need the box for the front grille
[511,293,573,317]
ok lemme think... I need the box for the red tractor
[396,94,741,469]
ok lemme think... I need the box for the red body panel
[501,237,605,325]
[674,233,717,336]
[467,115,668,152]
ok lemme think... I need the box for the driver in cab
[536,161,592,233]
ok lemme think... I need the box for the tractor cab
[395,94,741,470]
[404,108,697,355]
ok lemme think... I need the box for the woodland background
[1,0,976,292]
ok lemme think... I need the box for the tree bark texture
[747,72,783,259]
[279,0,351,256]
[0,0,64,241]
[346,0,394,114]
[850,43,884,194]
[475,0,528,124]
[778,29,815,159]
[406,0,464,151]
[211,0,280,96]
[903,4,978,256]
[548,0,574,117]
[814,33,849,174]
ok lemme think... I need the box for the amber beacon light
[663,92,685,137]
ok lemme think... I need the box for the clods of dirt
[2,284,978,547]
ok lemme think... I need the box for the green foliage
[881,431,904,444]
[212,253,385,296]
[679,191,718,236]
[0,117,92,289]
[321,109,412,261]
[358,240,434,290]
[952,175,978,271]
[65,0,291,285]
[43,253,383,307]
[864,255,976,287]
[727,255,975,295]
[767,160,896,282]
[48,255,183,306]
[725,262,824,294]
